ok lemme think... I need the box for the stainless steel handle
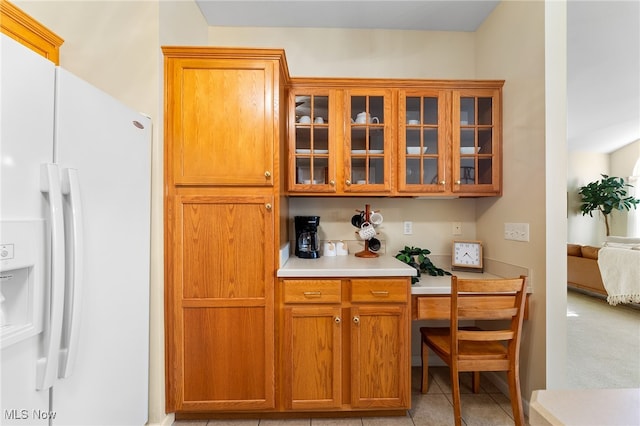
[353,316,360,324]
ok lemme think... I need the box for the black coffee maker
[294,216,321,259]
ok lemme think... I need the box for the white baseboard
[146,413,174,426]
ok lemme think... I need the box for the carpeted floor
[566,290,640,389]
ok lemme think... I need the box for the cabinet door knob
[456,180,461,185]
[334,317,341,324]
[440,180,446,185]
[265,203,272,211]
[264,171,271,178]
[329,180,336,187]
[346,180,352,186]
[352,316,359,324]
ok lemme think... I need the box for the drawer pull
[353,316,360,324]
[303,291,322,298]
[334,316,341,324]
[370,290,389,297]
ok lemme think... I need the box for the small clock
[452,240,483,272]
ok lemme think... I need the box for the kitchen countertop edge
[277,254,418,278]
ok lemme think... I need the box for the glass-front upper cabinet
[289,90,335,192]
[397,90,450,193]
[344,89,393,194]
[452,89,502,195]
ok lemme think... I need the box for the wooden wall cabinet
[0,0,63,64]
[279,277,411,412]
[288,79,504,197]
[163,47,289,414]
[288,86,394,195]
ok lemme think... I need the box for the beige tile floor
[173,366,528,426]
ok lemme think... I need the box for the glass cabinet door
[398,91,448,193]
[453,89,501,195]
[344,89,392,193]
[290,92,334,192]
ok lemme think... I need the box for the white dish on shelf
[406,147,428,154]
[302,179,322,184]
[460,147,480,154]
[295,149,329,154]
[351,149,384,154]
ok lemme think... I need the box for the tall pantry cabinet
[163,47,290,413]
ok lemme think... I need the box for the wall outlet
[403,221,413,235]
[452,222,462,235]
[504,223,530,242]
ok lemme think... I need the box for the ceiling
[195,0,640,153]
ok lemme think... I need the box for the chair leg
[507,368,525,426]
[450,366,462,426]
[472,371,481,393]
[421,340,430,393]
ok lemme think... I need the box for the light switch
[403,221,413,235]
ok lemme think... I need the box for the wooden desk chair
[420,275,527,426]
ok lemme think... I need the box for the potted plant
[578,174,640,236]
[395,246,451,284]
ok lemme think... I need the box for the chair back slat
[458,329,514,341]
[458,307,518,320]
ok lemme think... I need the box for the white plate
[460,147,481,154]
[351,150,384,154]
[296,149,329,154]
[406,147,428,154]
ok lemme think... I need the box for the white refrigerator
[0,34,151,425]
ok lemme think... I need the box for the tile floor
[173,366,528,426]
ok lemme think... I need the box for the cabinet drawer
[350,279,408,303]
[283,280,341,303]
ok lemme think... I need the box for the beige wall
[610,139,640,236]
[474,0,552,396]
[567,151,609,244]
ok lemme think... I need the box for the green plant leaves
[578,174,640,235]
[395,245,451,284]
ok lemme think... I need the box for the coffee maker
[294,216,321,259]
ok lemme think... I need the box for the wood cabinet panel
[350,305,410,409]
[180,197,273,299]
[164,49,288,187]
[351,279,408,303]
[183,306,274,409]
[283,306,342,410]
[283,280,342,304]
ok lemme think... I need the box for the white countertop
[277,254,417,278]
[529,388,640,426]
[278,254,529,296]
[411,270,500,294]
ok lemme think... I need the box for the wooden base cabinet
[280,278,411,412]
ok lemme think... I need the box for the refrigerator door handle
[37,163,66,390]
[58,168,84,378]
